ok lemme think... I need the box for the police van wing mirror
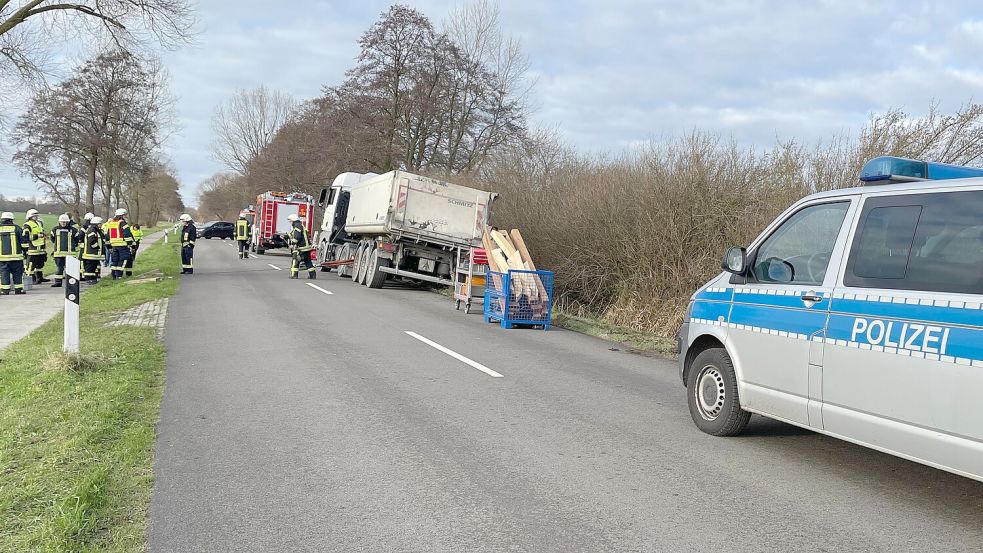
[722,247,747,274]
[317,188,328,207]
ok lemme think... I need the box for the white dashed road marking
[306,283,334,295]
[267,264,282,271]
[404,331,503,378]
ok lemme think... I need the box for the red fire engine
[251,191,315,255]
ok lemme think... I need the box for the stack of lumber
[481,229,549,320]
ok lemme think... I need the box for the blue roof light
[859,156,983,184]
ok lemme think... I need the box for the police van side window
[845,190,983,294]
[751,202,850,285]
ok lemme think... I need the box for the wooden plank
[509,228,546,302]
[482,232,505,272]
[509,229,537,271]
[490,230,519,260]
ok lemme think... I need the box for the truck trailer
[251,191,315,255]
[315,171,496,288]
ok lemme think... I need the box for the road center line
[306,283,334,295]
[267,264,282,271]
[404,331,503,378]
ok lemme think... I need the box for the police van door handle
[801,292,824,303]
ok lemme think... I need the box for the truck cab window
[751,202,849,285]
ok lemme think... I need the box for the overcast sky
[2,0,983,204]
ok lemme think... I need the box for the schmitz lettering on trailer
[447,198,475,208]
[850,318,951,355]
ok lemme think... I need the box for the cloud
[3,0,983,204]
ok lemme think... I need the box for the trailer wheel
[367,248,390,289]
[336,244,351,278]
[356,244,371,285]
[352,244,366,284]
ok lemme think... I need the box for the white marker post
[64,256,80,353]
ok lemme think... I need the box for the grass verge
[0,237,181,551]
[552,310,677,357]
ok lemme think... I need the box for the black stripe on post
[66,276,80,305]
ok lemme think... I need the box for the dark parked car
[201,221,235,239]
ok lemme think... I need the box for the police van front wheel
[687,348,751,436]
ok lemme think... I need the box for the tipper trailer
[315,170,497,288]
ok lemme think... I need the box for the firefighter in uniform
[287,213,316,280]
[235,212,251,260]
[23,208,48,284]
[1,212,29,295]
[130,224,144,265]
[179,214,196,274]
[50,213,83,288]
[106,208,135,279]
[80,216,106,283]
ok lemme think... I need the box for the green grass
[0,238,182,552]
[552,310,678,357]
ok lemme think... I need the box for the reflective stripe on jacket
[50,225,81,257]
[0,223,27,261]
[106,219,134,247]
[235,219,250,241]
[24,219,45,254]
[81,226,105,260]
[289,222,312,252]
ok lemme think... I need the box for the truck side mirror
[722,246,747,274]
[317,188,328,207]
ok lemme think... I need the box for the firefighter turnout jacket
[81,225,105,260]
[235,218,250,241]
[24,218,46,255]
[50,224,82,257]
[182,223,197,247]
[106,218,135,247]
[289,221,313,252]
[1,221,28,261]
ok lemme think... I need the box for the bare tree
[11,49,173,216]
[197,171,251,220]
[0,0,194,128]
[443,0,532,171]
[210,85,297,175]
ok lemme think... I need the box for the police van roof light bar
[859,156,983,185]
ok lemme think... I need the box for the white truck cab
[679,156,983,483]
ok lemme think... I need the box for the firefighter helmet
[179,214,192,222]
[287,214,299,222]
[1,211,13,220]
[26,209,39,218]
[115,208,127,217]
[91,216,104,225]
[58,214,71,223]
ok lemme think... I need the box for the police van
[679,156,983,482]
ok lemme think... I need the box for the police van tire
[367,249,390,289]
[687,348,751,436]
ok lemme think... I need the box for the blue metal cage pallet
[483,269,554,329]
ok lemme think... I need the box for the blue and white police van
[679,156,983,482]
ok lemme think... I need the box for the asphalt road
[149,239,983,552]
